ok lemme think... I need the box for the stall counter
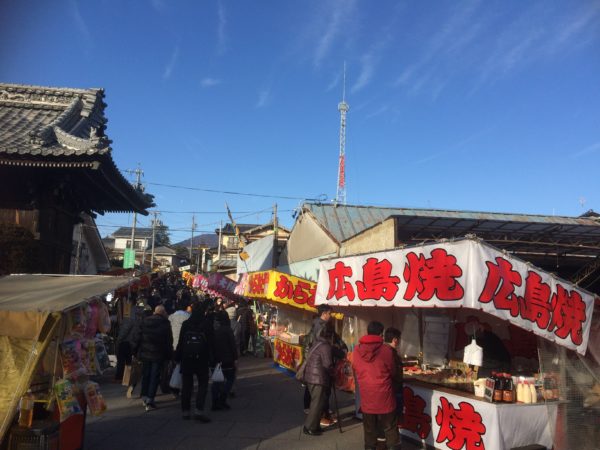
[402,380,557,450]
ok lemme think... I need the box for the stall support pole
[331,386,343,433]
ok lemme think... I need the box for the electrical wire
[145,181,325,201]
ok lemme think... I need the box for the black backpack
[181,330,207,360]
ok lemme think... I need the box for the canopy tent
[315,237,597,355]
[0,274,133,441]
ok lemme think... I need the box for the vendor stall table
[402,380,557,450]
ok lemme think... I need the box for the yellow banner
[245,270,318,313]
[273,338,303,372]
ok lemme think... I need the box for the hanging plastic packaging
[84,382,107,416]
[54,379,83,422]
[463,338,483,367]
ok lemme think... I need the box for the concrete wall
[340,217,395,256]
[280,213,338,265]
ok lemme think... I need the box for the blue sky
[2,0,599,244]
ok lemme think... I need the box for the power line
[146,181,325,201]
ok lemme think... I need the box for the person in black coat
[175,301,214,422]
[132,305,173,410]
[211,310,238,410]
[303,326,333,436]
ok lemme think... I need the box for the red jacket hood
[357,335,384,362]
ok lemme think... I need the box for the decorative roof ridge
[53,126,111,154]
[0,82,102,97]
[27,98,82,146]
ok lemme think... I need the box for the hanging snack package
[95,337,111,373]
[66,307,86,338]
[82,339,98,375]
[97,301,111,334]
[60,339,87,380]
[84,382,107,416]
[84,303,99,339]
[54,378,83,422]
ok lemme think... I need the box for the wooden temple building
[0,83,153,274]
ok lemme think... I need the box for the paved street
[86,356,421,450]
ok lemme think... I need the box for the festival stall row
[243,270,321,371]
[0,275,131,449]
[315,237,597,450]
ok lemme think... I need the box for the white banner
[402,383,556,450]
[315,239,595,354]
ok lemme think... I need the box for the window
[126,240,143,250]
[227,236,238,249]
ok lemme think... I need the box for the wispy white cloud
[201,78,222,88]
[217,0,227,54]
[365,105,389,120]
[326,72,341,92]
[256,89,270,108]
[413,151,446,165]
[312,0,358,68]
[69,0,91,45]
[479,2,600,87]
[572,141,600,158]
[163,46,180,79]
[552,3,600,50]
[151,0,167,13]
[395,0,483,97]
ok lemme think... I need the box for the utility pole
[272,203,278,268]
[150,211,158,272]
[125,166,144,268]
[190,214,196,264]
[217,220,222,260]
[74,222,83,274]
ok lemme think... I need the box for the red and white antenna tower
[336,63,349,204]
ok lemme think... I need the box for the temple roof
[0,83,153,214]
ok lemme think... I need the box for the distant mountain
[175,233,219,249]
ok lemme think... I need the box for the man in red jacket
[352,321,400,450]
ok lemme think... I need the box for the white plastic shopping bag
[169,363,182,389]
[463,338,483,367]
[210,363,225,383]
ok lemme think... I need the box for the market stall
[315,237,597,450]
[0,274,133,448]
[244,270,322,372]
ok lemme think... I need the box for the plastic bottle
[18,390,34,428]
[516,379,524,403]
[529,381,537,403]
[493,373,503,403]
[502,373,515,403]
[522,381,532,404]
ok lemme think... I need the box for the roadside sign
[123,249,136,269]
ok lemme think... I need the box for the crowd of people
[113,275,405,449]
[113,274,259,422]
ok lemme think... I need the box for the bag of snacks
[95,337,111,373]
[84,382,107,416]
[60,339,87,380]
[54,378,83,422]
[66,307,86,338]
[97,301,111,334]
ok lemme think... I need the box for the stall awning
[315,238,597,354]
[0,274,132,339]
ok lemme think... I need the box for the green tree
[152,219,170,246]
